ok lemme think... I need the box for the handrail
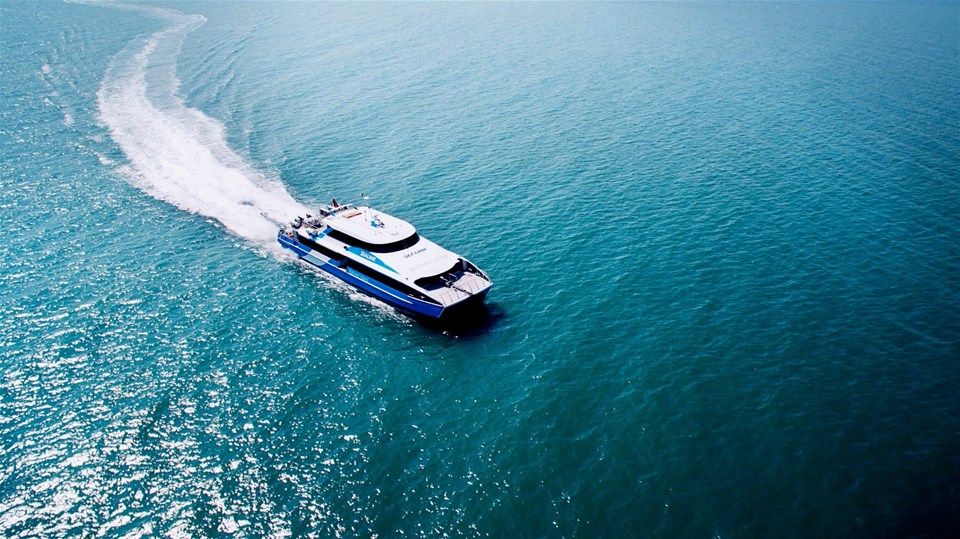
[433,273,490,305]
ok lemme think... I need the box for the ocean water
[2,1,959,537]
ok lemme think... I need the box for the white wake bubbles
[96,4,309,245]
[39,60,75,127]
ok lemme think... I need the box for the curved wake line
[95,1,309,246]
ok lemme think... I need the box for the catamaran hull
[278,234,483,319]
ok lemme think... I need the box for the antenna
[361,192,372,220]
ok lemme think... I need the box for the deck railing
[433,273,490,305]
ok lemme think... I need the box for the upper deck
[321,204,416,246]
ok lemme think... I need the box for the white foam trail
[96,3,309,244]
[39,60,75,127]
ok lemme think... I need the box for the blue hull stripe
[278,234,445,318]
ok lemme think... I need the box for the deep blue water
[2,1,959,537]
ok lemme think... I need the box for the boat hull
[278,233,481,319]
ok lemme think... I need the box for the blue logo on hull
[347,247,397,274]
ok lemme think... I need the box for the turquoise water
[2,1,959,537]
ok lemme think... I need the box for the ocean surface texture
[2,2,958,537]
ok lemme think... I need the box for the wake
[95,2,309,245]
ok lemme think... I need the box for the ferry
[278,199,492,318]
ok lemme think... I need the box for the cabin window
[344,259,441,305]
[296,235,342,260]
[414,261,464,289]
[328,231,421,253]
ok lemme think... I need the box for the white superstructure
[278,201,492,317]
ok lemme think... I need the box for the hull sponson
[279,234,446,318]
